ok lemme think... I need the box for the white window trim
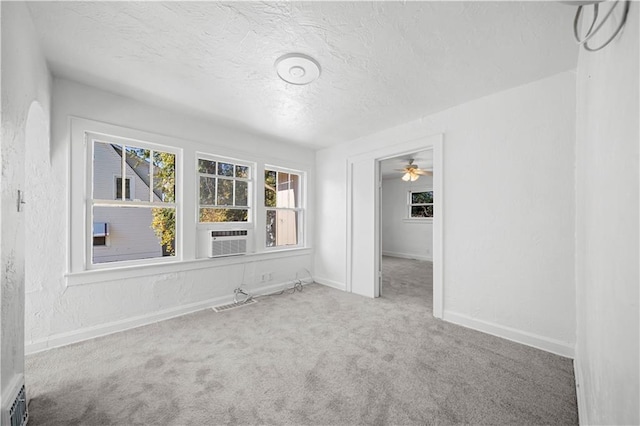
[264,165,306,250]
[68,117,312,282]
[69,118,183,273]
[404,188,433,223]
[87,133,179,270]
[65,247,312,287]
[196,153,254,227]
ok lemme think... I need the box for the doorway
[379,151,434,307]
[346,133,443,317]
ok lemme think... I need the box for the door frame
[346,133,444,318]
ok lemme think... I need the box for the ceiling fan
[396,159,432,182]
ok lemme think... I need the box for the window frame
[87,133,180,269]
[69,118,183,273]
[407,189,434,221]
[93,236,108,246]
[114,176,133,200]
[196,153,254,227]
[68,118,311,279]
[92,222,110,247]
[264,165,305,250]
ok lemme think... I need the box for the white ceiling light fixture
[275,53,321,85]
[402,172,418,182]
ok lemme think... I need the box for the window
[92,222,109,246]
[265,169,302,247]
[70,118,310,276]
[93,236,107,246]
[409,190,433,218]
[90,136,178,265]
[198,157,251,223]
[115,177,131,200]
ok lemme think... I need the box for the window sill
[402,218,433,224]
[65,247,313,287]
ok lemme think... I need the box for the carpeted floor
[26,256,577,425]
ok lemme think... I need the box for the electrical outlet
[260,273,273,282]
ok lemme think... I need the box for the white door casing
[346,133,443,318]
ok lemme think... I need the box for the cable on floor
[234,266,311,301]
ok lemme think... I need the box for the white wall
[316,71,576,356]
[24,77,315,353]
[313,150,347,291]
[574,5,639,425]
[1,0,52,405]
[381,177,433,261]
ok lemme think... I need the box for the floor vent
[7,384,28,426]
[213,298,257,312]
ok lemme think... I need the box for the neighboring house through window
[90,135,177,265]
[70,118,309,274]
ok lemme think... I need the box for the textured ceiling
[27,1,578,149]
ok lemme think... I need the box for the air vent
[211,230,248,237]
[212,298,257,312]
[2,381,28,426]
[208,230,248,258]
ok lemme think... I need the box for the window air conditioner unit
[206,230,248,258]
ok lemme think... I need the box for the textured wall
[315,71,576,355]
[24,78,315,353]
[574,5,640,424]
[381,177,433,261]
[1,1,52,400]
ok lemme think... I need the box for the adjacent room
[1,1,638,425]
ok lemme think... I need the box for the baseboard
[382,251,432,262]
[25,279,310,355]
[314,277,347,291]
[573,357,588,425]
[442,310,574,358]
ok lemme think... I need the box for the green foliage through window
[151,151,176,255]
[92,140,177,262]
[198,157,251,223]
[409,190,433,218]
[265,169,301,247]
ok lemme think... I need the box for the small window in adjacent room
[409,190,433,218]
[265,168,303,248]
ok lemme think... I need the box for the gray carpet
[26,256,577,425]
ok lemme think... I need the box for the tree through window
[409,190,433,218]
[265,169,302,247]
[198,157,251,223]
[91,138,177,264]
